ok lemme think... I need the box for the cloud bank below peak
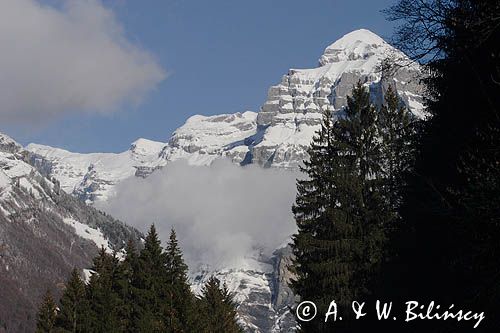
[0,0,166,124]
[97,159,299,270]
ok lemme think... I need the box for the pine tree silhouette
[36,290,57,333]
[198,276,243,333]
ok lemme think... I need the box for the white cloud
[97,160,299,270]
[0,0,166,123]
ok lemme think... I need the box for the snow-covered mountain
[163,28,424,168]
[24,29,424,332]
[27,138,166,204]
[0,132,141,332]
[250,29,423,168]
[28,29,423,205]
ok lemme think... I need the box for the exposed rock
[249,29,424,168]
[161,111,258,165]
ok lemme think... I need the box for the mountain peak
[0,132,22,153]
[130,138,165,155]
[319,29,392,66]
[332,29,385,45]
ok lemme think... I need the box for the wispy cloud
[97,160,298,270]
[0,0,165,124]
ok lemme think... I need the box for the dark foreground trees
[290,83,414,332]
[35,291,57,333]
[383,0,500,332]
[54,269,88,332]
[292,1,499,332]
[35,225,242,333]
[197,277,243,333]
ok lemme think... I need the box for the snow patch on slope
[63,217,111,252]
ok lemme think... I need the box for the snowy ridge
[0,132,22,153]
[0,132,141,331]
[161,111,258,165]
[320,29,400,66]
[162,29,424,169]
[0,135,138,246]
[251,29,423,168]
[0,148,54,216]
[27,139,167,203]
[25,29,424,202]
[26,112,258,203]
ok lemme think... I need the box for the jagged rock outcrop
[160,111,258,165]
[248,29,423,168]
[159,30,424,170]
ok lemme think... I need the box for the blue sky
[3,0,396,153]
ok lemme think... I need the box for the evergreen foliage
[291,5,499,332]
[36,290,57,333]
[54,268,87,333]
[290,82,416,331]
[378,85,414,212]
[384,0,500,331]
[134,225,170,332]
[85,248,123,332]
[291,83,392,331]
[40,225,242,332]
[198,276,243,333]
[120,239,139,332]
[164,228,194,331]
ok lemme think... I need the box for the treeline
[35,226,243,333]
[291,0,499,332]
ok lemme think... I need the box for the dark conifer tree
[198,276,243,333]
[36,290,57,333]
[54,268,87,333]
[290,105,341,331]
[133,225,170,332]
[384,1,500,331]
[49,226,201,332]
[164,228,194,332]
[339,84,388,298]
[120,239,140,332]
[290,83,387,332]
[378,84,414,212]
[85,247,123,333]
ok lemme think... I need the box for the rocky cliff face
[24,29,424,332]
[161,111,258,165]
[0,133,141,333]
[160,30,424,170]
[249,29,423,168]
